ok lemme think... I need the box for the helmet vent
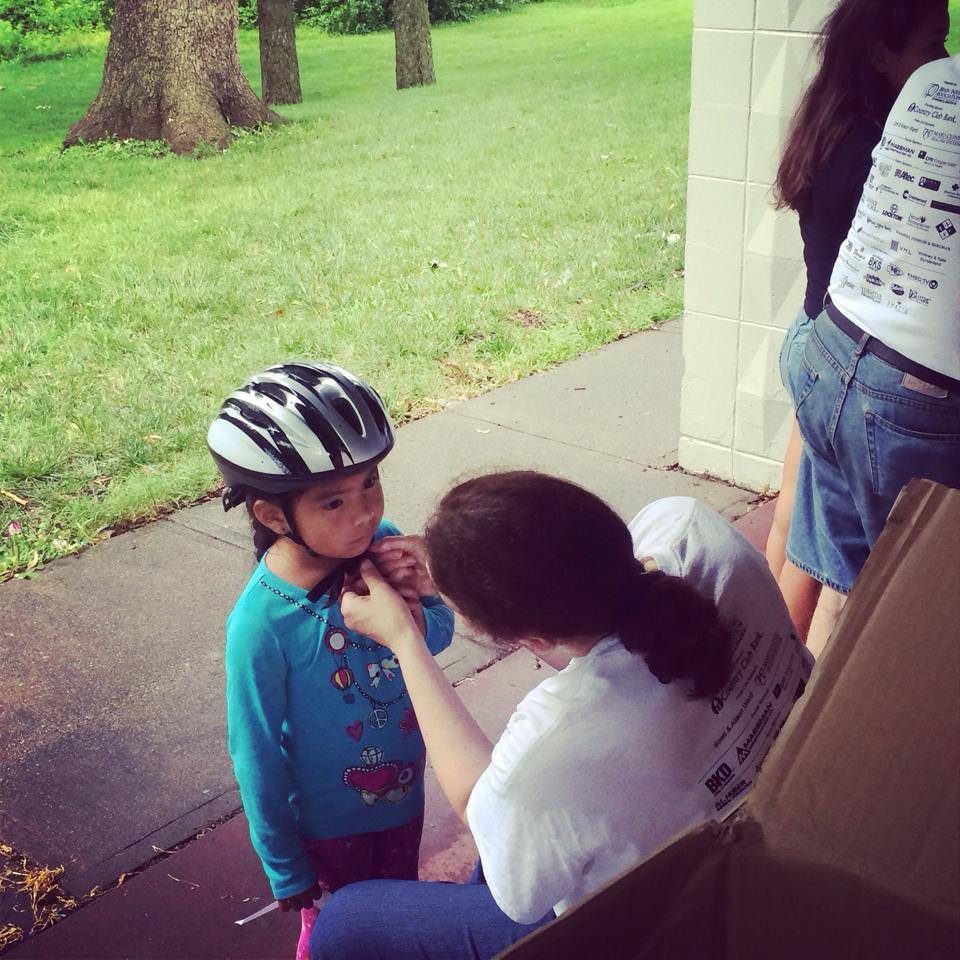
[331,397,363,435]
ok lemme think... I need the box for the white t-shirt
[829,55,960,379]
[466,498,814,924]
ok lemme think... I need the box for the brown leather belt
[824,298,960,394]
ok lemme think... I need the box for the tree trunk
[64,0,280,155]
[394,0,435,90]
[258,0,301,106]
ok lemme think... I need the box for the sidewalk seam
[164,517,248,551]
[83,789,241,873]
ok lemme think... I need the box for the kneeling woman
[315,472,812,960]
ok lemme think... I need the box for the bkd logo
[705,762,734,796]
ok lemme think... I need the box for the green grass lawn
[0,0,692,579]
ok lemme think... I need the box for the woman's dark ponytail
[425,471,735,701]
[617,564,733,699]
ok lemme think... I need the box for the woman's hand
[278,881,323,912]
[341,561,423,654]
[368,535,438,598]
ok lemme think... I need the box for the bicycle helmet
[209,360,394,504]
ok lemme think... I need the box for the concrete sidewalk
[1,319,762,954]
[8,651,551,960]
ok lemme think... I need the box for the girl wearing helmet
[208,361,454,960]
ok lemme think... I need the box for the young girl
[767,0,951,642]
[307,471,813,960]
[207,361,454,960]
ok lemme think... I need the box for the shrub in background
[0,0,113,60]
[0,0,107,32]
[0,17,18,59]
[239,0,526,35]
[0,0,534,60]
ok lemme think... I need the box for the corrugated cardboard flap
[745,479,960,920]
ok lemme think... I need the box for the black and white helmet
[208,361,394,508]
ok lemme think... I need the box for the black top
[797,118,882,319]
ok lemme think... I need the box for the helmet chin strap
[279,495,368,607]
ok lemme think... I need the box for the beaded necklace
[258,580,409,726]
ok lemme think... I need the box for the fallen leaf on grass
[0,488,28,506]
[143,434,162,444]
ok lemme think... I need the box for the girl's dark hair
[424,471,733,699]
[774,0,947,211]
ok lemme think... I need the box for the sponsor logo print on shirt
[704,762,734,795]
[890,283,905,297]
[735,702,774,766]
[882,202,903,222]
[909,288,932,305]
[861,286,883,304]
[923,128,960,148]
[865,274,883,287]
[919,176,941,192]
[868,255,883,270]
[923,82,960,106]
[936,218,957,240]
[887,262,904,276]
[882,137,915,158]
[907,271,939,289]
[895,168,915,183]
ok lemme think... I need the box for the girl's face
[875,7,950,95]
[290,465,385,560]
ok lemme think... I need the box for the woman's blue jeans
[309,861,554,960]
[785,309,960,591]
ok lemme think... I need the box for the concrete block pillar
[679,0,834,491]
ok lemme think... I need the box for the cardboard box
[499,479,960,960]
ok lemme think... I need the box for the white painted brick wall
[680,0,832,490]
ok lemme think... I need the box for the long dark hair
[424,472,733,699]
[774,0,947,211]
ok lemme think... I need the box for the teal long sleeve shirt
[225,520,454,898]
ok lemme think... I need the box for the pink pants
[295,813,424,960]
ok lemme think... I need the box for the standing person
[305,471,812,960]
[785,52,960,656]
[207,362,454,960]
[767,0,951,642]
